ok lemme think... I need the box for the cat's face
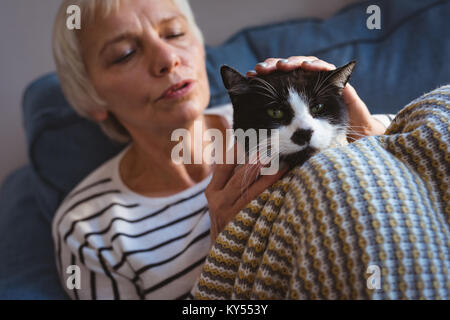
[220,61,356,166]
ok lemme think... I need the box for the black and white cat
[220,61,356,168]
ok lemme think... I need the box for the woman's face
[79,0,210,135]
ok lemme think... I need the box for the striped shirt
[52,104,233,300]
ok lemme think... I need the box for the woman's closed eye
[113,49,136,64]
[164,32,185,40]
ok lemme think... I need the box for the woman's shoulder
[52,146,129,223]
[203,103,233,128]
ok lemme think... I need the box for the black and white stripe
[52,148,214,300]
[51,106,238,300]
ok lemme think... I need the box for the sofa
[1,0,449,299]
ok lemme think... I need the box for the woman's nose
[150,40,181,77]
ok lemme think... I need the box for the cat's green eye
[267,108,284,119]
[311,103,325,114]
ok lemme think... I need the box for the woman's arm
[206,154,289,246]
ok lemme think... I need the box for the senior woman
[51,0,388,300]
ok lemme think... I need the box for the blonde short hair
[52,0,204,143]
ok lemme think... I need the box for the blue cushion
[0,166,68,299]
[23,75,125,222]
[207,0,450,111]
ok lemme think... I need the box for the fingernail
[279,59,289,64]
[247,70,257,75]
[303,60,312,64]
[256,62,268,68]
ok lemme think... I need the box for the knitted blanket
[192,85,450,300]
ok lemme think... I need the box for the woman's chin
[165,100,205,126]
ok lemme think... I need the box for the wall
[0,0,359,185]
[190,0,359,46]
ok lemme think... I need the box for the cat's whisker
[345,125,371,131]
[252,88,281,104]
[246,140,270,161]
[344,129,369,138]
[340,121,375,138]
[315,91,339,100]
[254,77,280,98]
[250,77,283,102]
[314,73,335,97]
[246,86,277,101]
[266,100,279,106]
[312,71,322,94]
[240,137,272,193]
[341,120,369,129]
[258,92,279,101]
[344,124,371,129]
[345,130,367,137]
[316,82,339,98]
[315,68,344,96]
[346,128,371,133]
[348,133,368,138]
[240,155,266,196]
[345,127,373,136]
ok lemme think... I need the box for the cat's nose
[291,129,313,146]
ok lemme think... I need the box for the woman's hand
[247,56,386,142]
[206,153,289,247]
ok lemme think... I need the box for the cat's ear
[328,61,356,90]
[220,65,247,91]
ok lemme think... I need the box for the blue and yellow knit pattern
[192,85,450,299]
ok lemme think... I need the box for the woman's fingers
[275,56,318,72]
[249,56,335,76]
[342,84,365,114]
[300,59,336,71]
[208,162,237,191]
[251,58,281,75]
[212,159,288,210]
[343,83,386,141]
[206,156,289,246]
[253,57,312,75]
[226,162,263,194]
[233,165,289,210]
[208,141,241,190]
[215,161,264,205]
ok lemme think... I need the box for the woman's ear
[90,110,108,122]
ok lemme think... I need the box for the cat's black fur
[220,61,356,168]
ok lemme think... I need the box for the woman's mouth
[157,80,195,101]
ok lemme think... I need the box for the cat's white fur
[278,88,347,156]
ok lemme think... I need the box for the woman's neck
[119,113,227,197]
